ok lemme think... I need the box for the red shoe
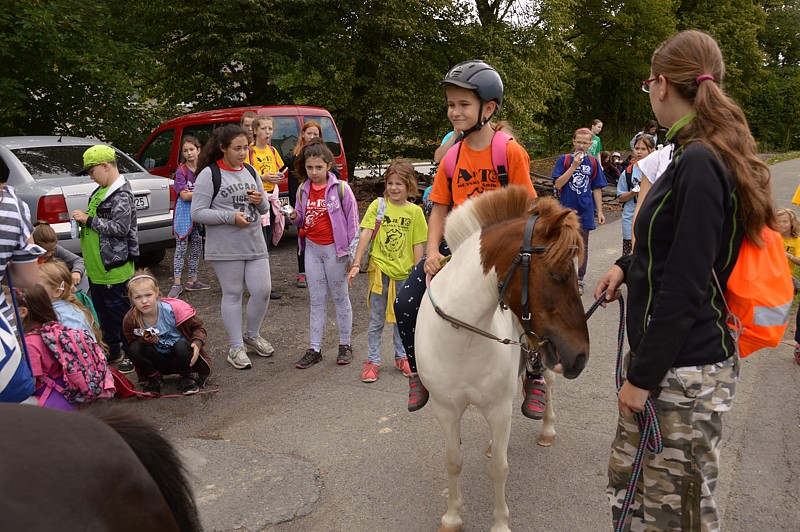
[408,374,429,412]
[522,374,547,420]
[362,362,379,383]
[394,357,412,377]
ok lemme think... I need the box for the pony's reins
[586,293,664,532]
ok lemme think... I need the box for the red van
[135,105,348,203]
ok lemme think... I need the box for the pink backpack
[38,322,115,404]
[442,130,513,188]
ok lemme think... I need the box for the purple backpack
[38,322,114,404]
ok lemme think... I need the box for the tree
[0,0,163,151]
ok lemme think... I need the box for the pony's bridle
[427,214,551,354]
[497,214,550,350]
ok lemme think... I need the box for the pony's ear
[539,209,573,239]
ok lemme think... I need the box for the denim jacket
[292,172,359,260]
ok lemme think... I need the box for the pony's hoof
[486,442,493,458]
[537,434,556,447]
[438,523,462,532]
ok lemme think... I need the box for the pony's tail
[92,407,202,532]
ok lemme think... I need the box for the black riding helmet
[441,60,504,138]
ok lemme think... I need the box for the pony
[0,403,201,532]
[416,186,590,532]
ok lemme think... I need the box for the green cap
[82,145,116,169]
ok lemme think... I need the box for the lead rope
[585,293,663,532]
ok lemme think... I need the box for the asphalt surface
[129,157,800,531]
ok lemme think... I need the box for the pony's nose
[563,352,588,379]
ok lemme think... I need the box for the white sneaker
[243,335,275,357]
[227,346,252,370]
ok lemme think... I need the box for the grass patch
[765,152,800,165]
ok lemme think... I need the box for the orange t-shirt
[429,137,535,207]
[303,183,334,245]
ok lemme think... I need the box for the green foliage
[3,0,799,162]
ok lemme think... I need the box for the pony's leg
[537,369,557,447]
[431,401,466,532]
[480,402,513,532]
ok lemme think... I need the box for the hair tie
[695,74,715,85]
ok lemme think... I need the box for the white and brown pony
[416,187,590,532]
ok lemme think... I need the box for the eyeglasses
[641,77,658,93]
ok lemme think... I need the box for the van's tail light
[37,195,70,224]
[169,186,176,211]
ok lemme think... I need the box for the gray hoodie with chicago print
[191,163,269,261]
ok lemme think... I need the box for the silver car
[0,136,174,265]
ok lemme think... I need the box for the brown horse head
[473,189,589,379]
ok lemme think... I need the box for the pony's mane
[444,186,533,251]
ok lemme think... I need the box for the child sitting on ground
[17,285,115,411]
[348,159,427,383]
[38,260,103,343]
[32,221,89,294]
[122,269,212,395]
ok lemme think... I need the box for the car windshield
[12,145,142,179]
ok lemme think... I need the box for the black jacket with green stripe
[617,140,744,390]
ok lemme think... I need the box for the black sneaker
[143,376,161,395]
[336,345,353,365]
[110,355,135,374]
[180,376,199,395]
[295,349,322,369]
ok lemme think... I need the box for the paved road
[131,158,800,531]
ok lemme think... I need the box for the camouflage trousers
[608,354,739,531]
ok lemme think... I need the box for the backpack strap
[373,197,387,233]
[491,131,513,187]
[210,162,261,204]
[443,130,513,192]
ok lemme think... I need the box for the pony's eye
[549,271,567,284]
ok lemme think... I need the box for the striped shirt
[0,186,44,328]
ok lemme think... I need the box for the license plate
[279,196,289,206]
[135,196,149,210]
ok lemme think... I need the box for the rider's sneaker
[243,335,275,357]
[227,346,252,370]
[296,349,322,369]
[336,345,353,365]
[361,361,379,383]
[407,374,429,412]
[522,374,547,420]
[394,357,412,377]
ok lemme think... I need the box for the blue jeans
[368,274,406,365]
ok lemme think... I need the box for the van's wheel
[137,249,166,267]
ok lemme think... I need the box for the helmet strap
[460,101,495,140]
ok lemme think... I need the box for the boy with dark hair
[71,145,138,373]
[552,128,607,294]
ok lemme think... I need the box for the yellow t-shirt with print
[783,235,800,278]
[249,144,284,192]
[360,199,427,280]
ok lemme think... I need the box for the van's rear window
[13,146,141,179]
[304,116,342,157]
